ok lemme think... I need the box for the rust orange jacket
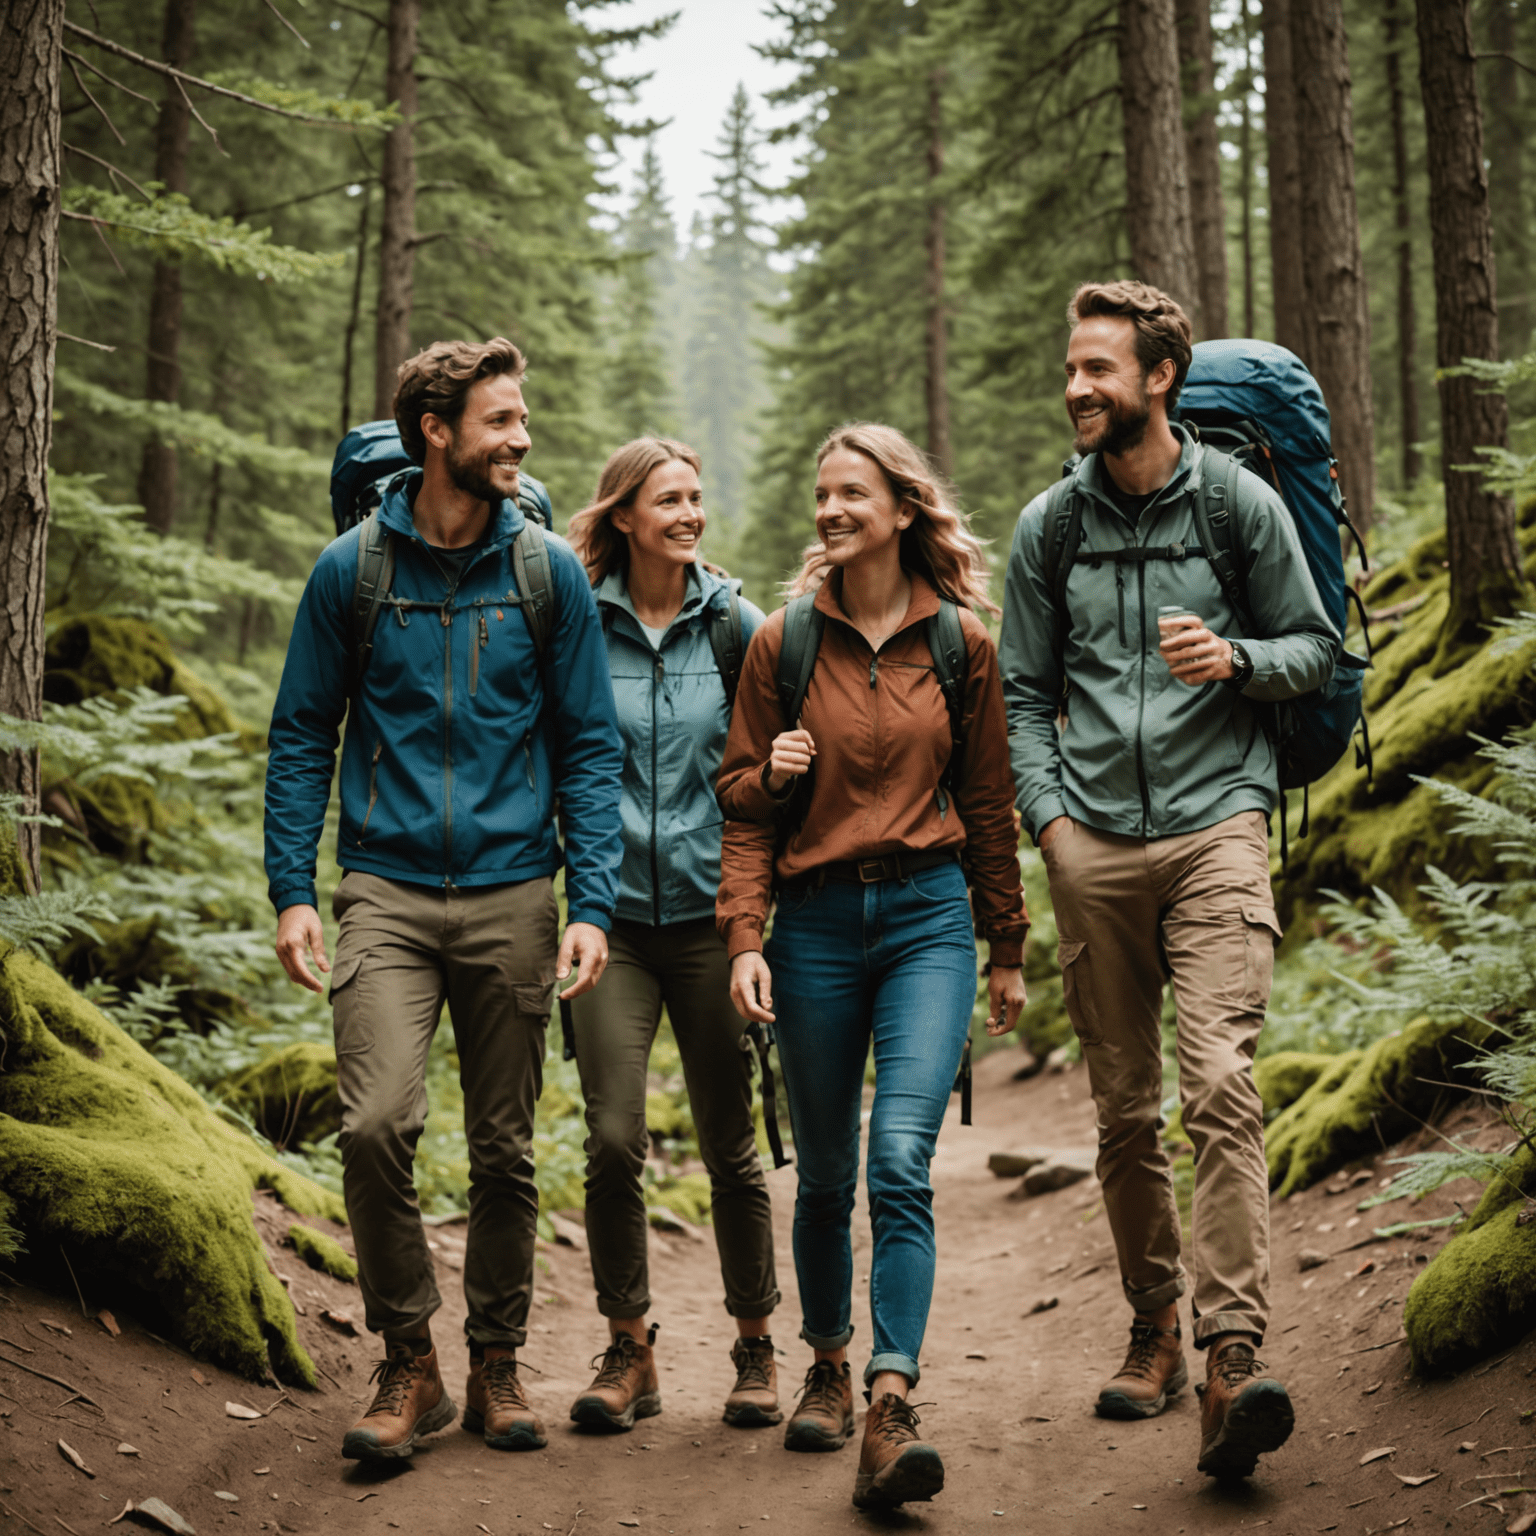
[715,570,1028,965]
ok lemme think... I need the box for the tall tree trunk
[0,0,61,893]
[1261,0,1310,357]
[1119,0,1201,325]
[373,0,418,420]
[1176,0,1229,338]
[1291,0,1377,538]
[1485,0,1528,356]
[1240,9,1256,337]
[1384,0,1421,488]
[135,0,195,535]
[924,73,952,480]
[1417,0,1524,645]
[341,183,371,437]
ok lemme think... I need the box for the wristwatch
[1223,640,1255,690]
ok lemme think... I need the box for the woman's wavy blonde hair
[787,422,997,615]
[567,437,704,585]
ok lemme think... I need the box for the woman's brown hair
[788,422,997,616]
[567,437,704,585]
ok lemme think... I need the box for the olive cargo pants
[1042,811,1280,1345]
[567,917,779,1321]
[329,871,558,1348]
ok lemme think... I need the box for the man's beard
[1072,385,1152,458]
[446,437,518,504]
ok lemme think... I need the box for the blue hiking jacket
[264,470,624,929]
[595,563,765,927]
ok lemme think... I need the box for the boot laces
[482,1354,531,1409]
[871,1395,930,1446]
[732,1338,774,1392]
[589,1335,642,1389]
[1213,1344,1267,1390]
[795,1359,845,1414]
[1120,1321,1172,1382]
[364,1349,421,1416]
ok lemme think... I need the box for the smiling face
[1064,315,1174,458]
[423,372,531,505]
[813,447,914,568]
[611,457,705,570]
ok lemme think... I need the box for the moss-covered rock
[645,1090,693,1143]
[1253,1051,1337,1119]
[0,945,345,1383]
[289,1223,357,1282]
[1265,1017,1487,1196]
[648,1171,712,1226]
[223,1043,342,1148]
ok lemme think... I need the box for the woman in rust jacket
[716,421,1028,1513]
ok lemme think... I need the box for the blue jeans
[764,859,976,1387]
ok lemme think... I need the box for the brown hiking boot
[463,1346,547,1451]
[723,1335,782,1427]
[341,1341,455,1461]
[1197,1337,1295,1478]
[1096,1317,1189,1420]
[783,1359,855,1451]
[569,1325,661,1433]
[852,1395,945,1510]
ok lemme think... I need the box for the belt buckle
[857,857,885,884]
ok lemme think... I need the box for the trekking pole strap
[744,1021,791,1170]
[559,997,576,1062]
[954,1036,973,1127]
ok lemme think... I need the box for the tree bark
[341,182,371,438]
[1291,0,1377,538]
[1118,0,1201,325]
[1240,11,1256,337]
[1176,0,1229,338]
[1384,0,1421,488]
[924,73,952,480]
[1261,0,1310,357]
[1484,0,1528,357]
[373,0,418,420]
[0,0,61,892]
[135,0,195,535]
[1417,0,1524,644]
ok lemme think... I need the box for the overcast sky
[596,1,803,239]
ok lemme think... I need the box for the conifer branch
[62,51,124,145]
[63,143,152,201]
[262,0,311,50]
[61,46,154,105]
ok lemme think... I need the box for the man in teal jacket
[265,338,622,1462]
[998,282,1337,1480]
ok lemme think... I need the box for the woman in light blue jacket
[562,438,781,1434]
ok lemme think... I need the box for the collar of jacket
[376,466,526,554]
[812,566,943,635]
[595,560,729,632]
[1074,422,1203,523]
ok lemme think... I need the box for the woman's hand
[765,728,816,794]
[984,965,1027,1037]
[730,951,776,1024]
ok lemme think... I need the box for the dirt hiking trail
[3,1051,1533,1536]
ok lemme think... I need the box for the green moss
[1254,1051,1340,1119]
[288,1223,357,1282]
[0,947,344,1383]
[223,1044,342,1148]
[645,1090,693,1142]
[1265,1018,1487,1196]
[649,1171,712,1226]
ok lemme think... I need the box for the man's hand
[730,952,776,1024]
[985,965,1028,1037]
[276,904,329,993]
[1037,815,1073,852]
[557,921,609,1000]
[765,728,816,795]
[1160,624,1236,686]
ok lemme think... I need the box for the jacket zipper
[358,741,383,844]
[650,651,664,926]
[1115,564,1127,647]
[1134,562,1152,836]
[523,730,536,794]
[470,609,488,696]
[442,602,454,884]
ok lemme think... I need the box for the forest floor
[4,1050,1535,1536]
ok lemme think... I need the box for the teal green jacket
[998,429,1339,842]
[596,563,766,927]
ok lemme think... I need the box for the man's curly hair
[392,338,527,463]
[1068,281,1193,412]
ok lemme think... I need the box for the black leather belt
[787,847,959,891]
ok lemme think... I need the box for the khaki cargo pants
[329,871,558,1348]
[1042,810,1280,1345]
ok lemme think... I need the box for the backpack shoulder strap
[706,588,745,710]
[776,592,825,727]
[516,481,550,530]
[923,599,970,815]
[1190,446,1255,634]
[351,509,397,693]
[512,524,557,663]
[1040,476,1084,704]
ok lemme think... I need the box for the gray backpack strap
[351,509,397,694]
[922,599,969,818]
[706,587,745,710]
[775,592,825,726]
[512,524,556,662]
[1039,476,1084,707]
[1190,445,1254,634]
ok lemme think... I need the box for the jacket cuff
[271,884,318,915]
[724,916,765,961]
[565,906,613,934]
[986,937,1025,969]
[1020,794,1069,846]
[727,762,793,821]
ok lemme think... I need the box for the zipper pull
[869,653,879,689]
[1115,564,1127,647]
[480,611,489,647]
[441,604,452,628]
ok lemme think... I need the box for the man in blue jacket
[264,338,623,1462]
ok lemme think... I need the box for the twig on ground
[1446,1406,1496,1435]
[1335,1337,1409,1358]
[0,1354,104,1413]
[0,1334,36,1354]
[565,1507,584,1536]
[0,1500,49,1536]
[59,1248,87,1319]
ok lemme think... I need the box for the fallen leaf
[1026,1297,1059,1316]
[225,1401,263,1420]
[130,1498,198,1536]
[108,1503,134,1527]
[39,1317,72,1336]
[1132,1504,1147,1510]
[1352,1259,1377,1277]
[1360,1446,1396,1465]
[117,1443,140,1456]
[254,1467,269,1475]
[1461,1441,1480,1452]
[320,1309,359,1336]
[618,1524,640,1530]
[57,1437,94,1477]
[190,1369,207,1386]
[1363,1383,1382,1395]
[1395,1472,1440,1486]
[1507,1513,1536,1534]
[97,1309,120,1338]
[477,1526,491,1534]
[356,1493,378,1503]
[214,1491,238,1502]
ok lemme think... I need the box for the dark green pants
[330,871,556,1348]
[568,916,779,1321]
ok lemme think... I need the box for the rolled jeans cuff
[801,1321,854,1352]
[463,1324,528,1350]
[1125,1272,1187,1313]
[865,1351,920,1389]
[725,1288,781,1320]
[597,1298,652,1321]
[1192,1310,1266,1348]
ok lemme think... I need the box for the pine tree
[607,142,676,444]
[1176,0,1229,338]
